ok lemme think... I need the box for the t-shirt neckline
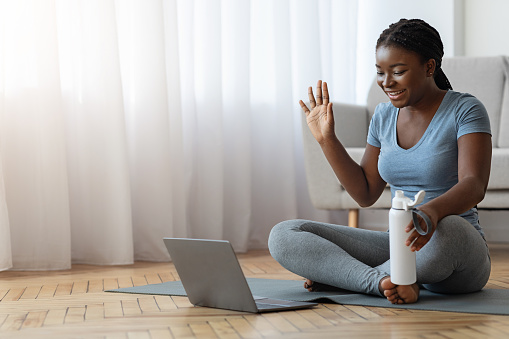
[393,90,451,151]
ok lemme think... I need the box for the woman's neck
[403,87,448,117]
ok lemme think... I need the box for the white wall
[464,0,509,56]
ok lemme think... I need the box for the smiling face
[375,45,436,109]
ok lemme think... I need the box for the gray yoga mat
[106,278,509,315]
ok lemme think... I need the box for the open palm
[299,80,335,144]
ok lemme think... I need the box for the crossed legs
[268,219,390,297]
[268,216,491,303]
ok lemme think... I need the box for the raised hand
[299,80,335,145]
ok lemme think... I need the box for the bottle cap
[392,190,426,210]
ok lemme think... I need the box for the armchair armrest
[300,103,369,210]
[333,103,370,147]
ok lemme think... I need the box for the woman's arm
[300,80,387,207]
[319,139,387,207]
[406,132,492,251]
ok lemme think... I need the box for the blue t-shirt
[367,90,491,235]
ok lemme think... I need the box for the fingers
[406,229,430,252]
[412,237,429,252]
[315,80,323,106]
[299,100,310,115]
[303,80,329,112]
[322,81,330,105]
[405,213,434,251]
[308,86,316,108]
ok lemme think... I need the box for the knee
[268,219,306,261]
[419,216,477,259]
[433,215,477,241]
[437,215,465,231]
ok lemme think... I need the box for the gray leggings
[268,216,491,296]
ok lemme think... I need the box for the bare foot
[304,279,328,292]
[304,279,314,292]
[303,279,340,292]
[379,276,419,304]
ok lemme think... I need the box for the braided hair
[376,19,453,90]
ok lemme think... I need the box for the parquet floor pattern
[0,244,508,339]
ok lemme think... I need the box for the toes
[304,279,314,291]
[387,284,419,304]
[386,292,399,302]
[380,276,397,291]
[384,288,398,298]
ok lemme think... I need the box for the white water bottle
[389,190,426,285]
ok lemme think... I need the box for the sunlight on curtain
[57,1,134,265]
[0,0,71,270]
[0,0,360,270]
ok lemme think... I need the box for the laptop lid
[163,238,260,313]
[163,238,317,313]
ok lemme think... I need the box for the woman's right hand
[299,80,336,145]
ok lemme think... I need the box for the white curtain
[0,0,362,270]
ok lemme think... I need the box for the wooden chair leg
[348,209,359,228]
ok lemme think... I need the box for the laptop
[163,238,317,313]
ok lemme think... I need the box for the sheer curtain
[0,0,361,270]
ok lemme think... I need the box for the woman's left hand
[405,206,438,251]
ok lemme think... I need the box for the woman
[268,19,491,304]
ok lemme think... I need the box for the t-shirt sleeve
[456,95,491,139]
[367,105,381,148]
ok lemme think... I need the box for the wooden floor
[0,244,508,339]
